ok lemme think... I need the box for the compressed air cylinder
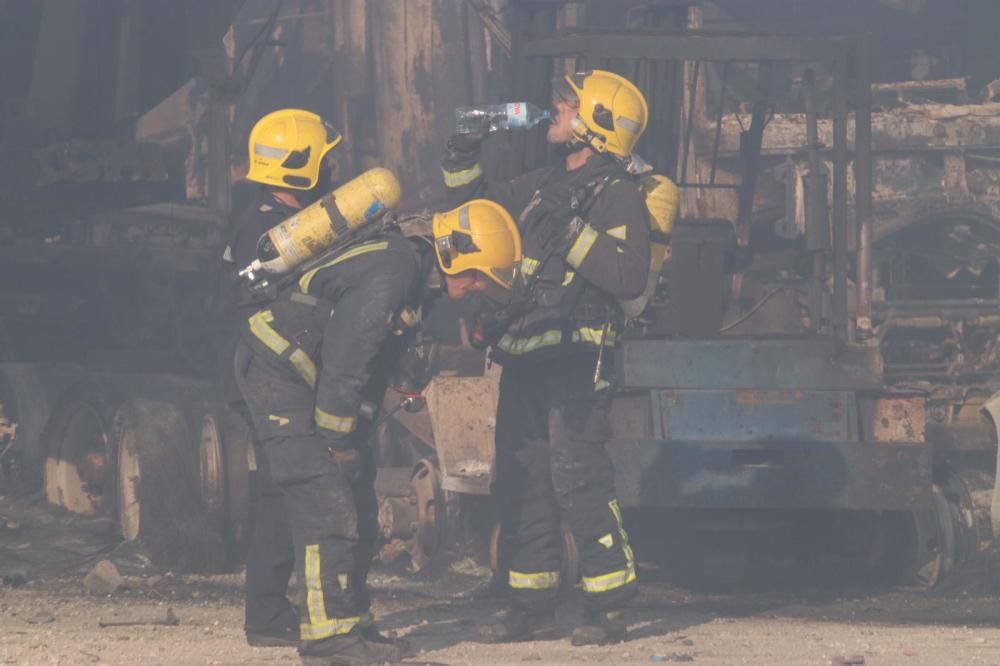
[253,167,403,274]
[620,173,679,318]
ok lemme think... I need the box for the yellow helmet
[432,199,522,290]
[554,70,648,157]
[246,108,343,190]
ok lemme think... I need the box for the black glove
[330,446,363,482]
[446,116,492,160]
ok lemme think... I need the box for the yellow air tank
[249,167,402,275]
[620,172,679,318]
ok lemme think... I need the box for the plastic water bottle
[455,102,552,134]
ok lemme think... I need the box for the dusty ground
[4,566,1000,665]
[5,496,1000,665]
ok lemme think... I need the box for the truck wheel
[42,385,116,515]
[222,414,252,560]
[114,398,224,571]
[198,412,226,532]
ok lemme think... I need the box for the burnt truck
[409,18,1000,587]
[5,0,1000,586]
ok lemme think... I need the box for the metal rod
[832,51,850,343]
[803,68,823,333]
[674,182,741,189]
[709,61,729,185]
[855,38,874,338]
[735,61,771,234]
[679,59,700,184]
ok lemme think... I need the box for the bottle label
[507,102,528,128]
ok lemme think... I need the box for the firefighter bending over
[234,195,521,664]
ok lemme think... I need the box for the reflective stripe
[304,544,327,629]
[496,329,563,355]
[298,240,390,294]
[495,326,616,356]
[359,401,377,420]
[581,567,636,593]
[302,545,360,640]
[289,349,317,388]
[561,269,575,287]
[253,143,289,159]
[598,533,614,549]
[581,499,637,595]
[314,407,357,434]
[607,225,628,240]
[575,326,616,346]
[248,311,318,387]
[300,616,361,641]
[508,569,561,590]
[521,257,542,276]
[565,224,599,269]
[441,163,483,188]
[248,310,289,355]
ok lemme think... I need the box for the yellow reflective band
[496,326,616,356]
[565,224,599,269]
[359,401,377,420]
[561,269,575,286]
[581,567,636,593]
[301,545,362,640]
[249,310,290,355]
[289,349,317,389]
[595,379,611,392]
[496,329,563,355]
[300,616,362,641]
[598,533,614,549]
[304,544,328,629]
[521,257,541,276]
[607,225,628,240]
[508,569,561,590]
[441,163,483,188]
[298,240,390,294]
[573,326,616,347]
[315,407,357,434]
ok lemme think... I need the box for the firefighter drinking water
[442,70,652,645]
[233,189,522,663]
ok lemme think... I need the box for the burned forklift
[414,6,999,588]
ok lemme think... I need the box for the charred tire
[114,399,224,571]
[221,413,252,561]
[41,384,117,515]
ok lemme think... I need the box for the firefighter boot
[245,623,300,647]
[299,630,403,665]
[477,608,558,643]
[356,618,413,657]
[571,609,627,646]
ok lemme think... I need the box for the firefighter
[442,70,651,645]
[234,198,521,664]
[217,108,344,648]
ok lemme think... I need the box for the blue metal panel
[659,389,858,442]
[617,338,883,391]
[608,438,930,511]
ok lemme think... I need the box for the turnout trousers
[494,353,637,610]
[234,342,378,647]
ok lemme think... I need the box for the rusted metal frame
[855,38,874,338]
[803,69,826,334]
[708,61,730,185]
[832,49,850,343]
[678,60,700,186]
[735,62,772,236]
[521,30,845,62]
